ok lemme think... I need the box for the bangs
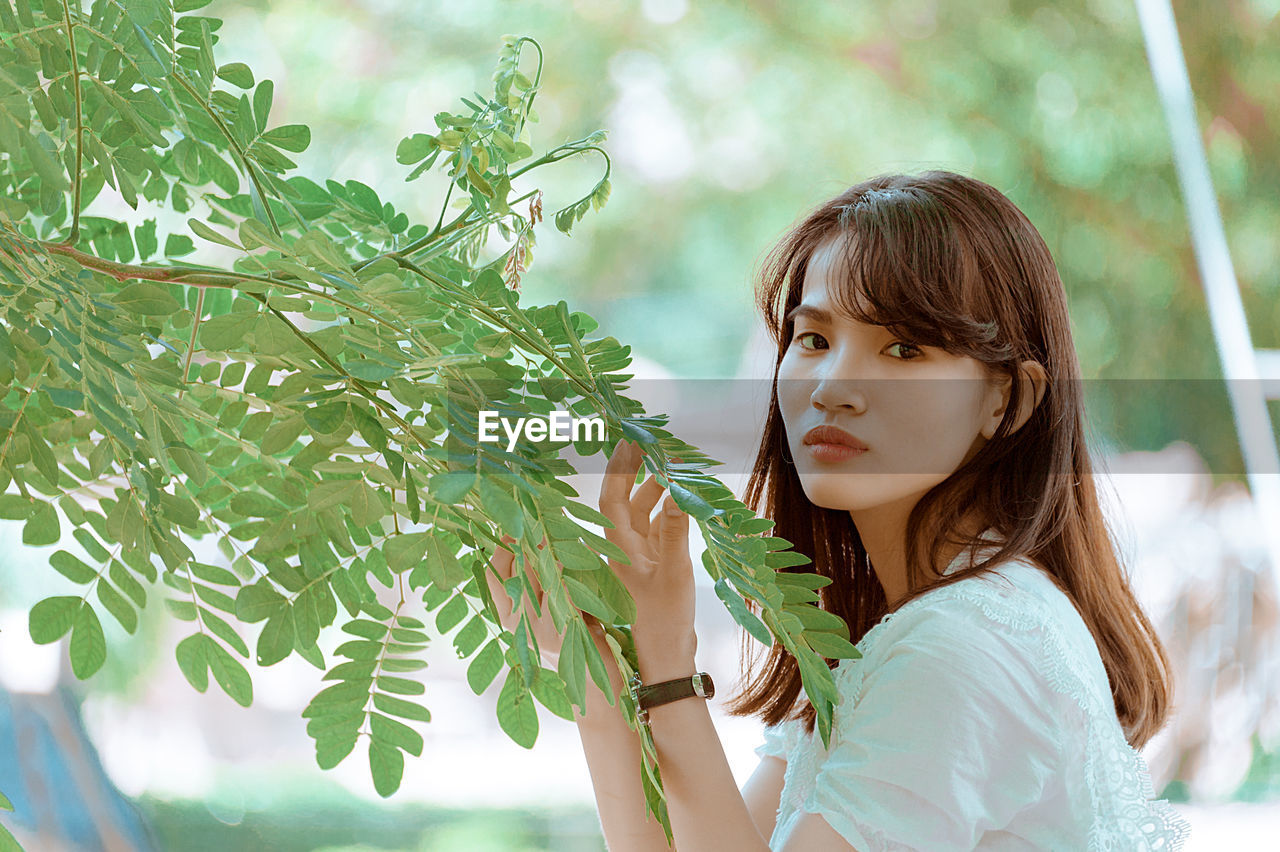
[791,187,1006,359]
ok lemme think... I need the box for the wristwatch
[630,671,715,725]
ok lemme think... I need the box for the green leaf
[22,500,60,546]
[260,415,306,454]
[348,481,384,528]
[135,219,159,260]
[261,124,311,153]
[230,491,280,518]
[176,633,212,692]
[477,477,523,539]
[208,640,254,706]
[804,630,862,660]
[452,614,487,657]
[415,537,468,589]
[530,667,574,721]
[345,180,381,216]
[217,62,254,88]
[396,133,435,164]
[0,790,10,809]
[252,79,274,134]
[557,618,588,710]
[165,234,196,256]
[618,420,657,445]
[202,609,250,658]
[341,619,389,640]
[308,478,356,513]
[435,594,468,634]
[563,499,613,528]
[667,480,717,521]
[239,218,286,252]
[315,735,358,771]
[380,658,426,673]
[166,441,209,485]
[236,579,286,622]
[373,692,431,723]
[562,576,614,622]
[189,217,242,249]
[368,739,403,798]
[582,628,614,702]
[794,602,850,634]
[69,604,107,679]
[0,495,31,521]
[191,561,239,586]
[427,471,476,504]
[256,610,295,665]
[370,711,424,756]
[377,674,424,696]
[304,401,348,435]
[713,578,772,646]
[294,586,321,649]
[29,595,80,644]
[335,639,384,660]
[115,281,182,315]
[97,581,137,634]
[466,638,503,694]
[495,666,539,748]
[384,532,431,572]
[24,133,69,190]
[50,550,97,584]
[345,361,399,382]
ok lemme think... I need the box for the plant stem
[58,0,83,246]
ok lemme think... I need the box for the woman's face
[777,234,1005,516]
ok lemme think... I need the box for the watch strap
[631,672,715,724]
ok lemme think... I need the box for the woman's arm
[636,633,774,852]
[742,755,787,841]
[577,627,793,852]
[574,628,674,851]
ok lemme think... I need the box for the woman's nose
[809,368,869,413]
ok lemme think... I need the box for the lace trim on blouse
[756,557,1191,851]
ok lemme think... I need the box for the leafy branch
[0,4,861,843]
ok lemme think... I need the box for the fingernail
[665,501,681,517]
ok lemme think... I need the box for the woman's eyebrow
[784,303,834,325]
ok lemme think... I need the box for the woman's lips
[805,442,868,463]
[802,425,870,462]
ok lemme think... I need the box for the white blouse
[754,535,1192,851]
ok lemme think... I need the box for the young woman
[487,171,1192,850]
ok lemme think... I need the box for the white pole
[1134,0,1280,584]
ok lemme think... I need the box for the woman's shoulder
[862,556,1071,647]
[847,556,1113,708]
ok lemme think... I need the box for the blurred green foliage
[138,792,605,851]
[195,0,1279,479]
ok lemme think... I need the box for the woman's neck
[851,507,990,608]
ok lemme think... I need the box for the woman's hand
[596,440,697,679]
[483,439,695,679]
[484,533,586,670]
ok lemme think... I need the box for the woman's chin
[798,482,884,513]
[798,472,938,515]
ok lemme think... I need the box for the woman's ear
[981,360,1048,440]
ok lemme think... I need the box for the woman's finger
[485,535,519,625]
[524,536,548,609]
[632,474,664,537]
[653,493,690,562]
[598,440,649,567]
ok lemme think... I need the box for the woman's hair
[723,170,1174,749]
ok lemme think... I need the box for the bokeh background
[2,0,1279,848]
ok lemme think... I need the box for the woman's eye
[793,331,827,350]
[887,341,924,360]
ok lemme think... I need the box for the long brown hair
[724,171,1174,749]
